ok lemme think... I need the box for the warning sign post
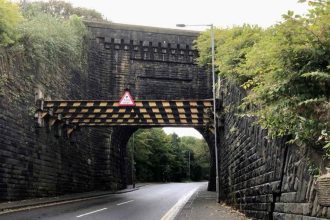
[118,90,135,107]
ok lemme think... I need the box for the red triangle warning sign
[119,91,135,106]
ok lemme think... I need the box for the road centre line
[116,200,134,206]
[76,208,108,218]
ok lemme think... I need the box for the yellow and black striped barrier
[35,98,215,137]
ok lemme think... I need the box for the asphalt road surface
[0,182,205,220]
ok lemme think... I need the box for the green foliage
[320,129,330,159]
[0,67,7,95]
[196,1,330,153]
[0,0,100,102]
[180,136,210,180]
[129,128,171,182]
[127,129,210,182]
[217,25,262,82]
[0,0,96,78]
[302,71,330,81]
[17,9,87,74]
[0,0,22,46]
[307,160,321,176]
[195,25,263,83]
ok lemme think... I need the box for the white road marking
[160,187,199,220]
[76,208,108,218]
[116,200,134,206]
[0,194,114,215]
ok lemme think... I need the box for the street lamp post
[131,133,135,189]
[188,150,191,180]
[183,150,191,180]
[176,24,219,202]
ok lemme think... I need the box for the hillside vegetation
[0,0,103,51]
[0,0,103,96]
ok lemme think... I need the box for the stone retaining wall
[219,79,330,219]
[0,49,92,200]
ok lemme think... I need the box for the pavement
[175,184,248,220]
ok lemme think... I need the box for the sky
[163,127,203,139]
[67,0,309,30]
[63,0,310,138]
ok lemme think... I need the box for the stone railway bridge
[79,21,218,191]
[1,21,329,219]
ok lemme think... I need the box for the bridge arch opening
[124,127,215,190]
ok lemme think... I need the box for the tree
[127,129,210,182]
[128,128,173,182]
[22,0,104,21]
[180,137,210,180]
[169,133,186,181]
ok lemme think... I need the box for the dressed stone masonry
[219,79,330,219]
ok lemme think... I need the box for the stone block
[275,203,285,213]
[302,216,329,220]
[273,213,303,220]
[281,192,297,203]
[302,203,312,216]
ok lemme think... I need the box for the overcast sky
[67,0,309,30]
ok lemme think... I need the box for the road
[0,182,205,220]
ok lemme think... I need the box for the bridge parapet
[86,22,200,65]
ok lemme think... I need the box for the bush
[0,0,22,46]
[17,13,87,73]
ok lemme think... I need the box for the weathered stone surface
[219,79,330,219]
[85,22,212,100]
[273,212,303,220]
[275,203,310,215]
[0,48,98,201]
[302,216,330,220]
